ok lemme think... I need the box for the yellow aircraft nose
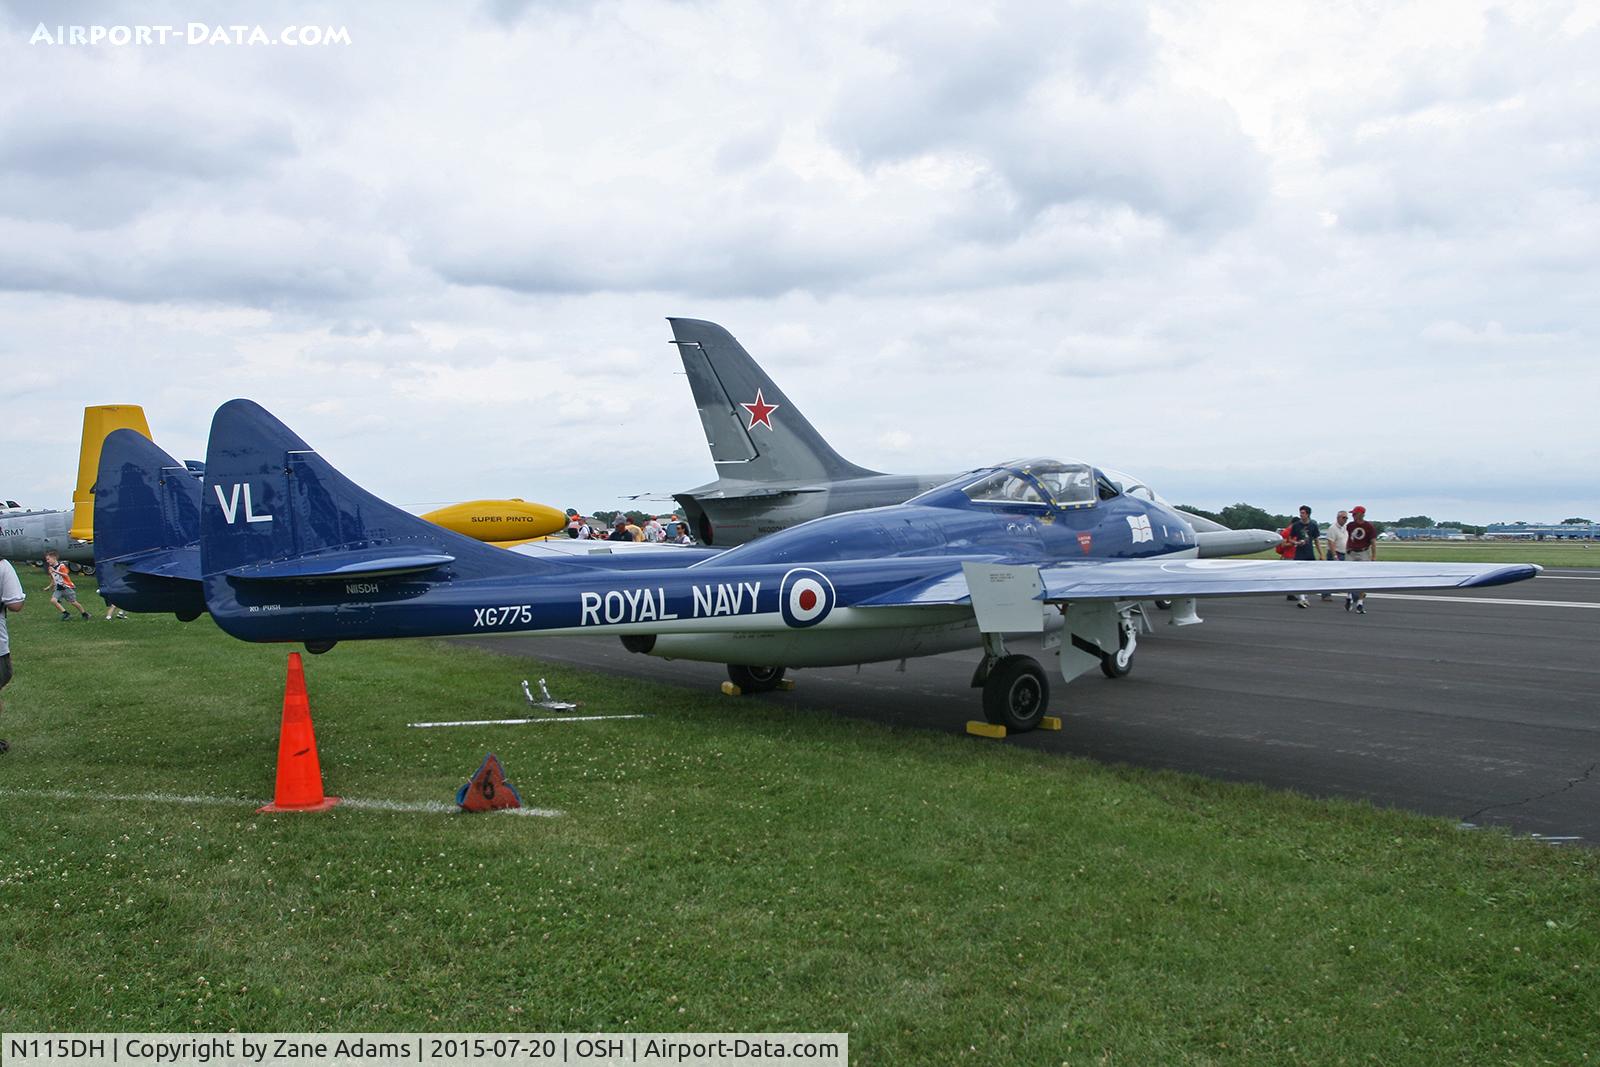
[420,499,569,543]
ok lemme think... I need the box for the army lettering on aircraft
[740,388,780,431]
[214,483,273,524]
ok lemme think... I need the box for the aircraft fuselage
[206,487,1196,667]
[0,509,93,565]
[674,472,953,546]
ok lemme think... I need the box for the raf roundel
[780,568,836,628]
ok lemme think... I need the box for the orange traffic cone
[257,652,341,813]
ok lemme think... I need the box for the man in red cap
[1344,506,1379,613]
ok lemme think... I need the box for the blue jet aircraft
[189,400,1537,732]
[93,429,208,620]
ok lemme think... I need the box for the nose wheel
[1099,613,1138,678]
[981,655,1050,731]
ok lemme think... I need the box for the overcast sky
[1,0,1595,524]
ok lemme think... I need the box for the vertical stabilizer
[71,404,152,541]
[667,318,881,484]
[94,429,200,564]
[200,399,542,581]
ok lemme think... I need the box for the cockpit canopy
[1099,468,1171,507]
[962,460,1102,509]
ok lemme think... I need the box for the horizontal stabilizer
[224,548,456,581]
[688,485,826,501]
[124,547,202,581]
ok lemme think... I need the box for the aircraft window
[963,471,1045,504]
[1027,462,1097,508]
[1102,467,1171,506]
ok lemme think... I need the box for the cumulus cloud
[0,0,1593,522]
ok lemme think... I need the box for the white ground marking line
[406,714,648,728]
[1540,575,1600,580]
[0,787,561,818]
[1368,594,1600,609]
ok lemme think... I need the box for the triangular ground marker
[456,752,523,812]
[258,652,341,813]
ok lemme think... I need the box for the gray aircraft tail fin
[667,318,881,484]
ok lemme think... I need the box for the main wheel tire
[981,655,1049,731]
[1100,627,1134,679]
[728,664,786,693]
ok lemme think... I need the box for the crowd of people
[564,512,696,545]
[1274,505,1379,612]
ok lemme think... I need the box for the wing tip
[1460,563,1542,588]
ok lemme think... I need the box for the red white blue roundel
[780,568,836,628]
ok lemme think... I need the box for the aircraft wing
[860,558,1539,607]
[1031,558,1538,601]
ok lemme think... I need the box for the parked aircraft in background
[1,404,155,571]
[13,401,569,579]
[0,501,94,569]
[93,429,207,620]
[666,318,1277,558]
[188,400,1534,730]
[70,405,155,541]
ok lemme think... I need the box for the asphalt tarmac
[457,570,1600,844]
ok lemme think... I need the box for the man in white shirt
[1320,509,1350,601]
[643,517,666,543]
[0,559,26,754]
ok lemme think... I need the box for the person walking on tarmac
[1344,505,1379,613]
[1320,509,1350,601]
[0,558,25,753]
[1288,505,1321,608]
[44,550,91,620]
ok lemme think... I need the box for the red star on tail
[741,388,780,430]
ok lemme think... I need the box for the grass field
[2,576,1597,1063]
[1244,540,1599,569]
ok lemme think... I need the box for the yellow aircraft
[417,499,569,546]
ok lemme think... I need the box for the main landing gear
[978,654,1050,731]
[727,664,787,693]
[971,605,1142,733]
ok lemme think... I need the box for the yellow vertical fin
[70,405,152,542]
